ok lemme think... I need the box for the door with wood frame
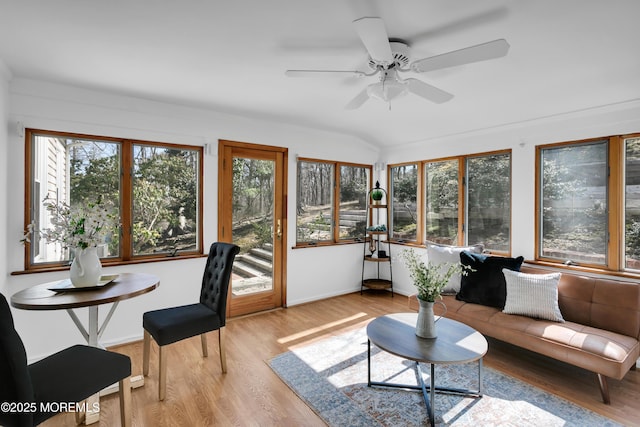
[218,140,287,317]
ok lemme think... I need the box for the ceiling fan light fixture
[366,80,407,102]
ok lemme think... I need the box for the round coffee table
[367,313,488,426]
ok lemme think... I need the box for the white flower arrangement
[22,197,117,250]
[400,248,468,302]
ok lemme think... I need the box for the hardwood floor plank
[39,292,639,426]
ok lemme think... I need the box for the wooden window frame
[295,157,372,248]
[423,156,465,246]
[387,161,422,244]
[464,150,513,255]
[534,134,640,274]
[22,128,204,273]
[388,149,512,255]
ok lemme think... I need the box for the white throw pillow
[427,244,483,294]
[502,269,564,322]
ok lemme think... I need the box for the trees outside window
[132,145,200,256]
[536,133,640,273]
[296,160,334,244]
[296,159,370,245]
[466,153,511,252]
[625,137,640,269]
[389,163,418,242]
[539,141,607,265]
[389,151,511,253]
[25,129,202,270]
[339,165,369,240]
[425,160,459,245]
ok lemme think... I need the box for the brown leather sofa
[408,265,640,404]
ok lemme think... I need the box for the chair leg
[159,345,167,401]
[119,376,132,427]
[201,333,208,357]
[219,327,227,373]
[597,373,611,404]
[143,330,151,376]
[75,404,85,424]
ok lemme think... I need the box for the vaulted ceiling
[1,0,639,148]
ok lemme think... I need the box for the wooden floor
[42,291,640,426]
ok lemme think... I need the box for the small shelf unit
[361,182,393,296]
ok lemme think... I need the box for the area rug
[269,327,620,427]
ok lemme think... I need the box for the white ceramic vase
[70,247,102,287]
[415,298,447,339]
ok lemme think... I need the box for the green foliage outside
[466,155,511,251]
[425,160,458,244]
[541,143,607,262]
[67,141,199,257]
[391,165,418,240]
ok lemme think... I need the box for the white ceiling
[1,0,639,148]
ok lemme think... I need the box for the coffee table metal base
[367,339,483,426]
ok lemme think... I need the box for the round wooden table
[11,272,159,347]
[367,313,488,426]
[11,272,158,309]
[11,273,159,425]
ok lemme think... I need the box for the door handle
[276,219,282,239]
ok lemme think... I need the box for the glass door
[218,140,287,317]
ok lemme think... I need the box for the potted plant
[370,181,384,203]
[400,248,467,338]
[371,189,384,202]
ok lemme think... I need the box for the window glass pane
[390,164,418,241]
[625,137,640,269]
[30,134,120,264]
[132,145,200,256]
[540,142,607,264]
[296,161,334,243]
[467,153,511,251]
[338,165,369,240]
[425,160,459,245]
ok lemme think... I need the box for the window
[25,129,202,270]
[625,137,640,269]
[338,164,370,240]
[296,158,370,245]
[538,140,607,265]
[425,159,459,245]
[389,163,419,242]
[466,153,511,252]
[389,151,512,253]
[537,133,640,273]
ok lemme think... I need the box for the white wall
[3,78,379,361]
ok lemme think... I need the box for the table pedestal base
[367,339,483,426]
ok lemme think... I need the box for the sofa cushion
[502,269,564,322]
[427,244,484,294]
[456,252,524,309]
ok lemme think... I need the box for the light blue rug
[269,327,620,427]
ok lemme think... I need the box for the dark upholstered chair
[142,242,240,400]
[0,293,132,427]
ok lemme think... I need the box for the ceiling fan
[285,17,510,109]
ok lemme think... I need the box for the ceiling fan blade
[405,78,454,104]
[411,39,510,73]
[345,87,370,110]
[285,70,366,78]
[353,17,394,65]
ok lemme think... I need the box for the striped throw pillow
[502,269,564,322]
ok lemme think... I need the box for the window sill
[11,253,206,276]
[292,240,364,249]
[527,259,640,280]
